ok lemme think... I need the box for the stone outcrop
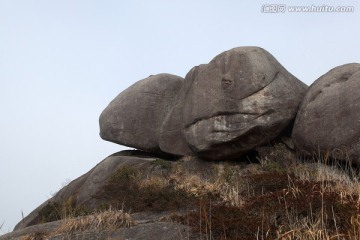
[100,47,307,160]
[292,63,360,162]
[8,144,300,239]
[14,151,163,230]
[1,218,193,240]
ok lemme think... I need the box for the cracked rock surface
[100,47,307,160]
[99,73,184,153]
[292,63,360,162]
[161,47,307,159]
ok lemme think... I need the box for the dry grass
[170,148,360,239]
[21,232,47,240]
[20,209,133,239]
[274,160,360,240]
[53,208,133,235]
[117,151,360,240]
[0,221,4,233]
[274,204,360,240]
[34,145,360,239]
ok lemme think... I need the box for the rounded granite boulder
[160,47,308,159]
[99,73,184,153]
[292,63,360,162]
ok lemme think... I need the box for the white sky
[1,0,359,233]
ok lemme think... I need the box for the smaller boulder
[99,74,183,153]
[292,63,360,162]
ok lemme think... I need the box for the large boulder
[99,47,307,160]
[161,47,307,159]
[14,151,162,230]
[99,73,183,153]
[292,63,360,162]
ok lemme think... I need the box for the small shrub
[21,232,47,240]
[221,163,238,184]
[62,196,91,218]
[94,165,200,213]
[151,158,172,170]
[38,201,62,223]
[109,166,139,182]
[38,197,91,224]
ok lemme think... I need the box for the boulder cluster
[100,46,360,163]
[5,47,360,238]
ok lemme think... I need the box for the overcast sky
[1,0,359,233]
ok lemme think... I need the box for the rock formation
[292,63,360,162]
[99,73,184,153]
[9,46,309,238]
[164,47,307,159]
[5,150,218,239]
[14,151,170,230]
[9,47,360,240]
[101,47,308,160]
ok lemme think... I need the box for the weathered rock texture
[292,63,360,162]
[7,49,360,240]
[14,151,163,230]
[100,47,307,160]
[2,218,193,240]
[13,150,215,231]
[160,47,307,159]
[99,73,184,153]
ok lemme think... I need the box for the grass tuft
[53,208,133,235]
[21,232,47,240]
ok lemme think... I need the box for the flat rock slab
[0,221,60,240]
[0,221,193,240]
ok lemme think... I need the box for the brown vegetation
[34,144,360,239]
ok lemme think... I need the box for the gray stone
[161,47,307,159]
[14,151,159,230]
[99,47,306,160]
[159,69,197,156]
[0,220,60,240]
[99,74,183,153]
[292,63,360,162]
[2,218,194,240]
